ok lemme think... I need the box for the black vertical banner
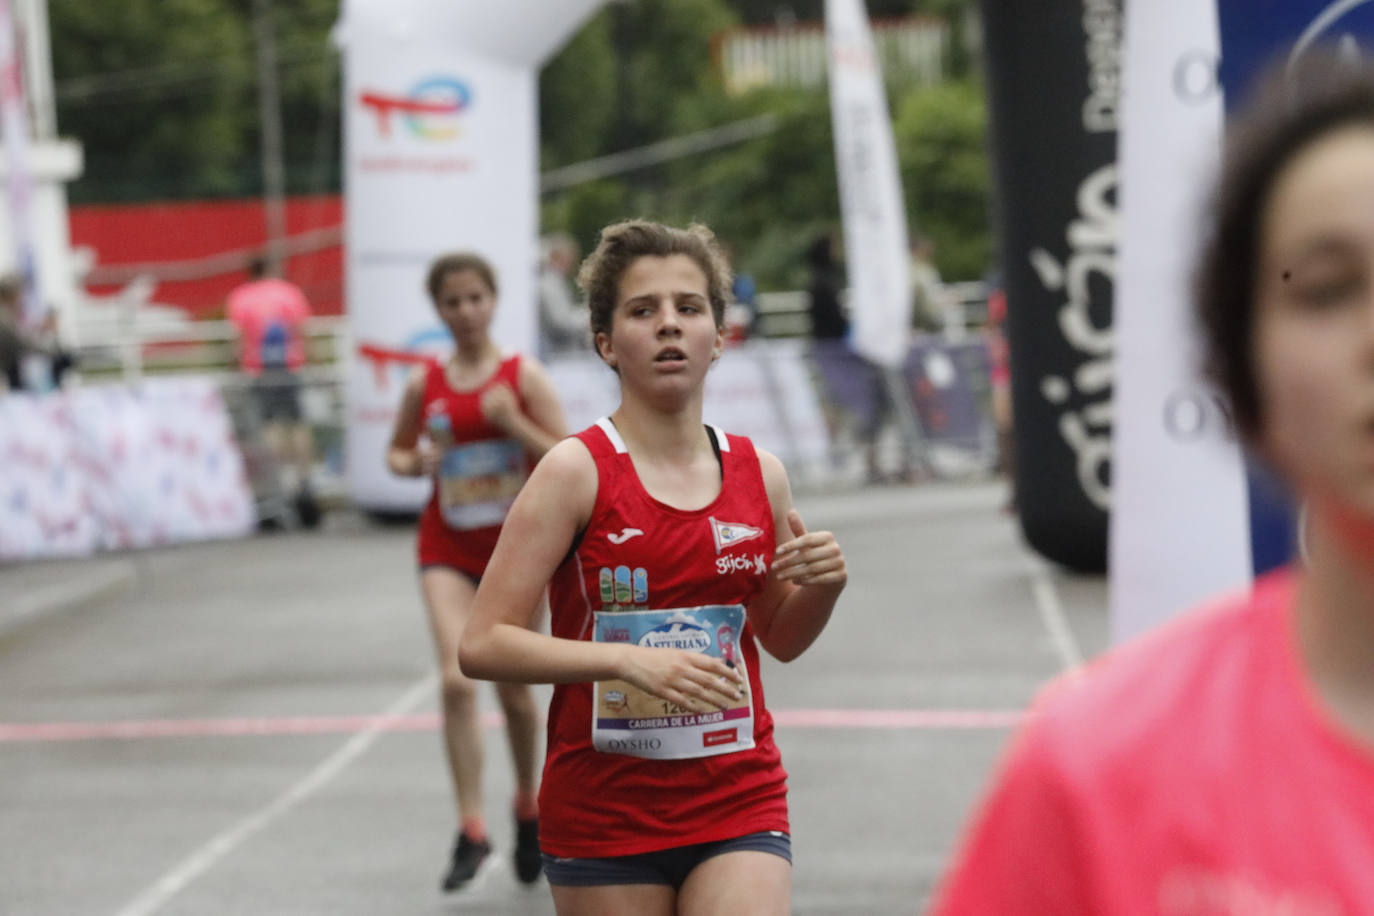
[979,0,1121,572]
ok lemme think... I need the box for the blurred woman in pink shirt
[935,51,1374,915]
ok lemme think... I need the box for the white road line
[1027,563,1086,679]
[112,672,437,916]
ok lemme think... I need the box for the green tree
[893,77,990,281]
[540,0,745,255]
[539,12,617,169]
[663,88,840,289]
[51,0,339,202]
[607,0,740,151]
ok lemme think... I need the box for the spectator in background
[805,233,848,342]
[0,275,24,392]
[806,233,917,484]
[909,235,950,335]
[0,274,73,394]
[722,242,759,343]
[30,309,77,391]
[537,233,590,356]
[226,256,321,528]
[804,233,852,470]
[985,283,1015,512]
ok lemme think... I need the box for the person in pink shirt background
[227,256,320,527]
[933,51,1374,915]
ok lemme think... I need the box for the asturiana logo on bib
[640,613,712,652]
[710,516,763,553]
[358,76,472,140]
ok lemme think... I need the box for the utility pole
[252,0,287,274]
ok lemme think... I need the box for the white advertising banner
[0,380,254,562]
[825,0,912,369]
[1109,0,1251,642]
[340,0,601,511]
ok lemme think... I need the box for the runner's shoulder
[523,437,598,522]
[532,437,597,485]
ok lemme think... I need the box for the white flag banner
[1109,0,1251,642]
[825,0,912,368]
[0,0,39,324]
[339,0,601,510]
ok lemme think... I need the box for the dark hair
[248,256,268,280]
[1197,49,1374,440]
[576,220,732,338]
[426,252,498,302]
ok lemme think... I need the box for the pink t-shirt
[933,569,1374,916]
[226,278,310,375]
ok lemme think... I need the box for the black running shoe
[514,816,542,884]
[441,832,491,892]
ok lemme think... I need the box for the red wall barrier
[69,195,345,319]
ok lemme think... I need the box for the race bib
[592,604,754,760]
[435,437,526,530]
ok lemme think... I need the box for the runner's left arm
[748,448,847,662]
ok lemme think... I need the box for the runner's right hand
[618,646,747,713]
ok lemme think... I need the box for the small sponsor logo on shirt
[607,527,644,545]
[599,566,648,609]
[717,553,768,577]
[710,516,763,553]
[702,728,737,747]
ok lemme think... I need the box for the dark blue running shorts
[542,830,792,888]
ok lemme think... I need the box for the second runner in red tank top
[416,353,528,578]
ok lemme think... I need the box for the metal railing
[71,315,348,383]
[753,280,989,338]
[68,281,991,379]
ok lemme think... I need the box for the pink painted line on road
[0,708,1024,744]
[772,708,1025,729]
[0,713,445,743]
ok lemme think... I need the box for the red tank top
[415,354,527,578]
[539,418,790,858]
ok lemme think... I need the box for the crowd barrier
[1,335,997,559]
[0,378,255,562]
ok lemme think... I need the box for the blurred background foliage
[50,0,989,286]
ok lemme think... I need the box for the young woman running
[934,52,1374,913]
[459,220,848,915]
[386,251,567,891]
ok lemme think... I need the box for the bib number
[436,438,526,530]
[592,604,754,760]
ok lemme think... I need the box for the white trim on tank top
[595,416,731,454]
[595,417,628,453]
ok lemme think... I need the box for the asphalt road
[0,481,1108,915]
